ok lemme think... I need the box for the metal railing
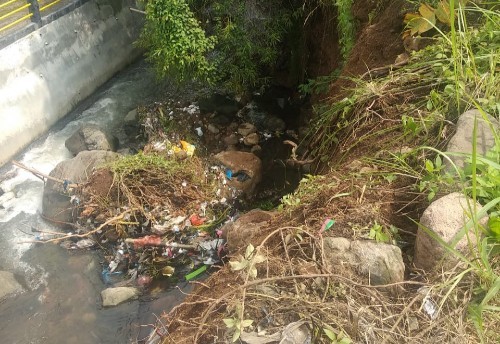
[0,0,86,48]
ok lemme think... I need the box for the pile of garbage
[79,143,252,288]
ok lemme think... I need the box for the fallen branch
[12,160,79,189]
[18,209,133,244]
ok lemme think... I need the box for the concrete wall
[0,0,143,167]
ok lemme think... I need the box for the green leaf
[232,328,241,342]
[323,328,336,340]
[488,217,500,239]
[245,244,255,259]
[253,253,267,264]
[435,1,451,25]
[229,258,248,271]
[223,318,235,328]
[241,319,253,328]
[425,159,434,172]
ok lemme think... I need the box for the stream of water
[0,60,189,343]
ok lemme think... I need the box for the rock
[446,109,499,169]
[223,134,239,146]
[323,237,405,285]
[250,145,262,156]
[207,123,220,134]
[124,109,137,123]
[243,133,259,146]
[214,151,262,196]
[221,209,274,253]
[264,115,286,133]
[123,109,140,136]
[101,286,139,307]
[238,122,257,136]
[65,124,119,156]
[414,192,487,271]
[0,271,23,299]
[198,94,240,117]
[211,114,232,126]
[42,151,121,224]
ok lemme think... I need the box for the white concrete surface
[0,0,143,166]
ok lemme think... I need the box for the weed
[229,244,267,279]
[334,0,355,60]
[223,303,254,342]
[323,325,352,344]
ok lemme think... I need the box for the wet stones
[42,150,121,225]
[101,286,139,307]
[214,151,262,197]
[243,132,259,146]
[223,133,239,146]
[0,271,23,299]
[237,122,257,136]
[65,124,119,156]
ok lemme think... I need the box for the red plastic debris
[127,235,162,249]
[189,214,206,226]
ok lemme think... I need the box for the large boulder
[414,192,487,271]
[65,124,119,156]
[0,271,23,299]
[214,151,262,196]
[446,109,499,169]
[323,237,405,285]
[42,151,121,225]
[221,209,275,253]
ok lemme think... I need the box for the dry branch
[12,160,79,189]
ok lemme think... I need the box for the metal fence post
[27,0,42,27]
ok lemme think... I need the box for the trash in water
[102,267,124,285]
[195,127,203,137]
[126,235,163,248]
[185,265,207,281]
[161,266,175,277]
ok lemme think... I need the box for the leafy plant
[139,0,215,82]
[323,326,352,344]
[140,0,298,91]
[418,154,454,201]
[463,142,500,216]
[223,305,254,342]
[334,0,355,59]
[402,115,421,137]
[369,221,388,242]
[403,1,470,38]
[298,71,339,95]
[229,244,267,279]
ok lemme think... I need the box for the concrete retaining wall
[0,0,143,167]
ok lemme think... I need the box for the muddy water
[0,60,190,343]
